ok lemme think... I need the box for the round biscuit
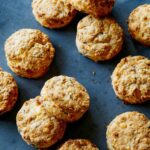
[107,112,150,150]
[76,15,124,61]
[16,97,67,148]
[32,0,77,29]
[5,29,55,78]
[111,56,150,104]
[40,75,90,122]
[68,0,115,17]
[58,139,99,150]
[128,4,150,46]
[0,68,18,115]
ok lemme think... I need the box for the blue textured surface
[0,0,150,149]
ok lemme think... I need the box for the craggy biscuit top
[32,0,76,19]
[107,112,150,150]
[58,139,99,150]
[41,75,90,122]
[68,0,115,17]
[5,29,55,77]
[0,68,18,114]
[16,97,66,148]
[112,56,150,104]
[128,4,150,46]
[76,15,123,61]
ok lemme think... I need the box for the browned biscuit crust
[0,68,18,115]
[107,112,150,150]
[128,4,150,46]
[5,29,55,78]
[112,56,150,104]
[58,139,99,150]
[32,0,77,29]
[40,75,90,122]
[16,97,67,148]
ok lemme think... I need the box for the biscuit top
[58,139,99,150]
[77,15,123,61]
[41,75,90,116]
[32,0,75,19]
[5,29,55,72]
[68,0,115,17]
[0,68,18,114]
[107,112,150,150]
[112,56,150,103]
[128,4,150,44]
[16,97,66,148]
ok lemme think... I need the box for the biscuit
[16,97,67,148]
[32,0,77,29]
[58,139,99,150]
[111,56,150,104]
[106,112,150,150]
[5,29,55,78]
[0,68,18,115]
[68,0,115,17]
[40,75,90,122]
[76,15,124,61]
[128,4,150,46]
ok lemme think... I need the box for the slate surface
[0,0,150,149]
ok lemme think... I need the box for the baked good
[111,56,150,104]
[32,0,77,29]
[128,4,150,46]
[5,29,55,78]
[107,111,150,150]
[68,0,115,17]
[76,15,124,61]
[40,75,90,122]
[0,68,18,115]
[16,97,67,148]
[58,139,99,150]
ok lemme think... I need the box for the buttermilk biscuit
[58,139,99,150]
[16,97,67,148]
[76,15,124,61]
[112,56,150,104]
[107,112,150,150]
[0,68,18,115]
[68,0,115,17]
[32,0,77,29]
[40,75,90,122]
[128,4,150,46]
[5,29,55,78]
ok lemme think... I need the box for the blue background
[0,0,150,149]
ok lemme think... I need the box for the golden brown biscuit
[40,75,90,122]
[107,112,150,150]
[128,4,150,46]
[58,139,99,150]
[68,0,115,17]
[111,56,150,104]
[0,68,18,115]
[16,97,67,148]
[32,0,77,29]
[5,29,55,78]
[76,15,124,61]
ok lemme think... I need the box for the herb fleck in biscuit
[16,97,66,148]
[40,75,90,122]
[32,0,77,29]
[112,56,150,104]
[5,29,55,78]
[128,4,150,46]
[0,68,18,115]
[107,112,150,150]
[76,15,124,61]
[58,139,99,150]
[68,0,115,17]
